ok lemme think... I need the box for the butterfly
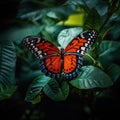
[23,29,98,80]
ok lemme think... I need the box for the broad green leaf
[98,41,120,66]
[106,63,120,82]
[25,75,50,103]
[70,65,113,89]
[43,79,69,101]
[57,27,82,48]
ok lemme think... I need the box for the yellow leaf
[64,13,84,26]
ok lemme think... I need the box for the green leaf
[99,41,120,66]
[43,79,69,101]
[0,41,16,85]
[0,85,17,101]
[57,27,82,48]
[106,63,120,82]
[70,65,113,89]
[0,41,16,100]
[25,75,50,103]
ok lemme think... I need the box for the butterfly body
[23,29,98,80]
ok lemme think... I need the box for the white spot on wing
[80,51,84,55]
[81,47,85,51]
[38,50,42,55]
[77,50,80,53]
[34,47,38,51]
[85,43,88,47]
[39,55,43,58]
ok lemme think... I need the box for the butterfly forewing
[64,29,98,55]
[23,36,62,79]
[23,36,60,59]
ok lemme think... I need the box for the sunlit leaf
[64,13,84,26]
[70,65,113,89]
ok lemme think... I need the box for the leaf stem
[85,53,96,64]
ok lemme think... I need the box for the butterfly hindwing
[64,54,82,79]
[40,55,62,79]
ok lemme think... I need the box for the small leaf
[57,27,82,48]
[99,41,120,66]
[70,65,113,89]
[25,75,50,103]
[106,63,120,82]
[43,79,69,101]
[0,85,17,101]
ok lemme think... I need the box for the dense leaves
[0,0,120,104]
[0,41,16,101]
[43,80,69,101]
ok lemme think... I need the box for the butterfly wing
[64,30,98,79]
[23,36,62,79]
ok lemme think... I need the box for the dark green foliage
[0,40,17,101]
[0,0,120,106]
[70,65,113,89]
[43,80,69,101]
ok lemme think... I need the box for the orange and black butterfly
[23,30,98,80]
